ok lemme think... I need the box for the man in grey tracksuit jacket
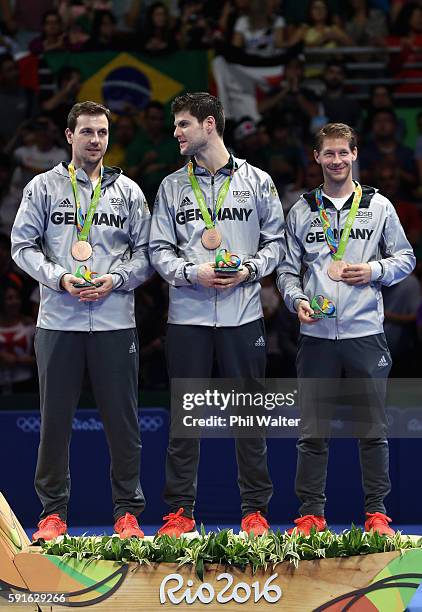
[277,122,415,534]
[149,92,285,536]
[11,102,152,539]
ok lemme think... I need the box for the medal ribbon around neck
[68,163,103,241]
[187,160,234,231]
[315,181,362,261]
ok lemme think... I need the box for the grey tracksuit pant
[34,328,145,522]
[164,319,273,519]
[295,333,392,517]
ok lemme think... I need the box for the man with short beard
[150,92,284,537]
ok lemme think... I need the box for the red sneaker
[157,508,196,537]
[365,512,395,537]
[241,511,270,536]
[32,514,67,542]
[288,515,327,536]
[114,513,144,539]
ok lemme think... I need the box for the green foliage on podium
[41,527,422,580]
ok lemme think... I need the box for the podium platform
[1,492,422,611]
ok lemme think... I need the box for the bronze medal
[327,260,347,282]
[71,240,92,261]
[201,228,222,250]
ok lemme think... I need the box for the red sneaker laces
[293,515,320,529]
[162,508,189,526]
[243,512,269,530]
[119,513,138,528]
[39,514,63,529]
[366,512,392,524]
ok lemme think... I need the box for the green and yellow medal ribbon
[315,181,362,261]
[68,163,103,241]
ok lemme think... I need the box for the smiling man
[277,123,415,536]
[149,92,285,537]
[11,101,152,541]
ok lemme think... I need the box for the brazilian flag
[44,51,209,117]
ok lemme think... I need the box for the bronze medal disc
[327,260,347,282]
[201,228,222,250]
[71,240,92,261]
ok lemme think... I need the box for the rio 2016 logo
[159,572,282,605]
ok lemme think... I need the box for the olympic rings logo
[139,416,164,432]
[16,416,40,433]
[16,415,165,433]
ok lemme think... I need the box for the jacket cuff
[369,261,383,282]
[112,273,124,289]
[184,263,198,284]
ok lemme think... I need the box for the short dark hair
[314,123,357,152]
[171,92,225,136]
[67,101,111,132]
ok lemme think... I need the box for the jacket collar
[58,162,122,188]
[302,183,376,211]
[189,154,244,176]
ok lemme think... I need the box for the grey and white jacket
[11,162,152,331]
[276,186,415,340]
[149,157,285,326]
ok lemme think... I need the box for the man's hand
[60,273,114,302]
[78,274,114,302]
[341,263,371,286]
[60,273,87,296]
[297,300,319,324]
[197,263,249,289]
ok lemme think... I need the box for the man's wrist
[243,262,257,283]
[59,273,71,290]
[294,297,308,312]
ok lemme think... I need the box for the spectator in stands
[232,116,267,168]
[360,109,417,194]
[294,0,352,49]
[375,162,422,249]
[217,0,250,44]
[320,62,362,130]
[104,114,143,172]
[232,0,286,56]
[41,66,81,133]
[0,20,20,55]
[0,283,36,394]
[0,154,20,234]
[0,54,37,146]
[84,10,123,51]
[282,159,323,212]
[258,56,319,143]
[363,85,406,142]
[140,2,178,53]
[261,118,305,197]
[343,0,388,47]
[389,3,422,93]
[3,0,56,49]
[12,116,68,190]
[179,0,213,49]
[128,100,180,205]
[29,10,67,55]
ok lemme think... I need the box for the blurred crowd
[0,0,422,394]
